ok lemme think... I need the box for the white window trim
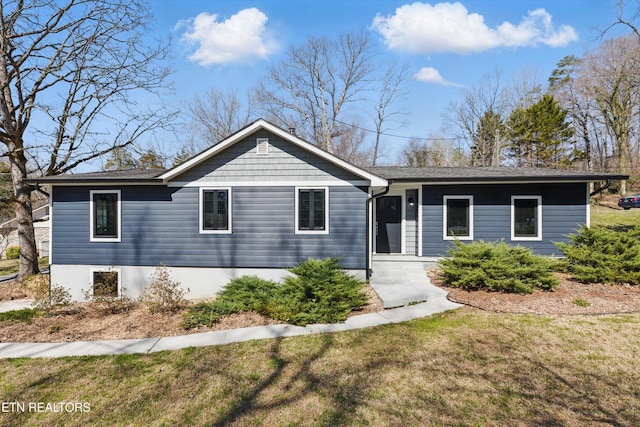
[443,195,474,241]
[585,184,591,228]
[295,186,329,235]
[90,267,122,297]
[417,186,423,256]
[511,195,543,241]
[90,189,121,243]
[199,187,232,234]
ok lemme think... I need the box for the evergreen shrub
[438,240,559,294]
[270,257,368,325]
[211,275,279,315]
[556,225,640,285]
[182,257,368,329]
[181,301,221,329]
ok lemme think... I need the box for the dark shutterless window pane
[299,189,325,231]
[203,191,215,229]
[446,199,469,237]
[202,190,228,230]
[312,190,325,230]
[94,193,118,238]
[217,191,228,229]
[514,199,538,237]
[299,190,310,229]
[93,271,118,297]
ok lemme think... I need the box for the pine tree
[471,110,505,166]
[506,94,577,168]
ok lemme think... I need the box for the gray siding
[174,130,364,184]
[51,185,368,269]
[422,183,588,256]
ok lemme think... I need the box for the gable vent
[256,138,269,155]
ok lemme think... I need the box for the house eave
[24,168,167,186]
[25,178,165,186]
[365,165,629,184]
[385,175,629,185]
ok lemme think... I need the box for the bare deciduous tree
[371,63,410,166]
[444,70,509,167]
[332,122,372,166]
[582,34,640,194]
[0,0,174,279]
[188,87,255,148]
[402,136,467,167]
[256,31,375,154]
[549,55,592,171]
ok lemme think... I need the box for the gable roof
[159,119,388,187]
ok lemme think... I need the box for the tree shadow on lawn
[211,331,389,426]
[603,224,638,233]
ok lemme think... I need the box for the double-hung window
[200,188,231,233]
[90,190,121,242]
[296,187,328,234]
[443,196,473,240]
[511,196,542,240]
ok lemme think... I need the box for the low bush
[32,282,72,314]
[182,258,368,329]
[270,257,368,325]
[182,276,280,329]
[85,291,135,315]
[5,246,19,260]
[439,240,559,294]
[139,264,189,313]
[181,301,221,329]
[210,275,279,315]
[556,225,640,285]
[22,273,50,299]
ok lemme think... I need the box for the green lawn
[1,309,639,426]
[591,204,640,228]
[0,257,49,276]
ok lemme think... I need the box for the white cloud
[178,8,277,66]
[414,67,460,86]
[371,2,578,55]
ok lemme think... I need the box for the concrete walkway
[0,258,460,359]
[0,299,34,313]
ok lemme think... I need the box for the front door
[376,196,402,253]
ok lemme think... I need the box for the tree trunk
[9,152,39,281]
[372,132,381,166]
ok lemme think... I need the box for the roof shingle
[365,166,628,182]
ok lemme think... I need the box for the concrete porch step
[369,259,448,309]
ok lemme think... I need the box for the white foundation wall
[50,264,367,302]
[50,264,295,302]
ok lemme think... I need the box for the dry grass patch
[1,309,639,426]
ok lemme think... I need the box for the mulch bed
[429,270,640,315]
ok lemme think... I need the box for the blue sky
[150,0,626,162]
